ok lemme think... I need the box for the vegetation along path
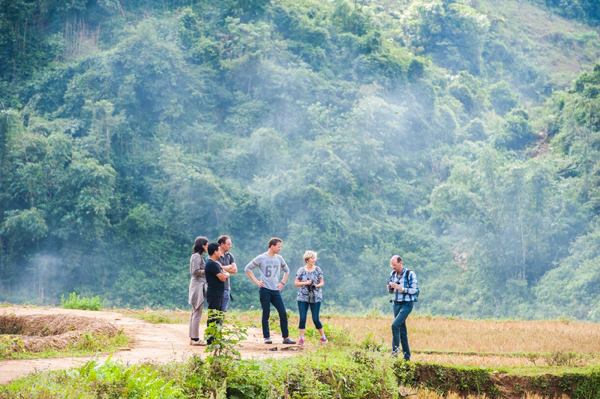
[0,306,298,384]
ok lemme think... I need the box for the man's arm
[221,263,237,274]
[390,282,403,292]
[245,257,265,287]
[246,270,265,287]
[277,272,289,291]
[390,271,418,294]
[405,271,418,295]
[387,272,396,291]
[389,272,405,293]
[276,257,290,291]
[217,271,230,282]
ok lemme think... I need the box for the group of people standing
[188,235,237,346]
[188,236,326,346]
[188,235,419,361]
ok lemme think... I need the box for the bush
[489,81,518,116]
[60,293,104,311]
[0,335,24,360]
[495,109,538,150]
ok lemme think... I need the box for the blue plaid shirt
[389,268,419,302]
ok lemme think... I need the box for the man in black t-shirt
[204,242,229,345]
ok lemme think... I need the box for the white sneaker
[190,339,206,346]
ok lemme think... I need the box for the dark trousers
[392,301,414,360]
[206,295,224,345]
[259,287,289,338]
[297,301,323,330]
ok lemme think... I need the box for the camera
[307,282,317,292]
[388,285,394,294]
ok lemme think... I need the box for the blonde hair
[303,250,317,263]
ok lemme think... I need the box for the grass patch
[118,308,188,324]
[60,293,104,311]
[0,359,182,399]
[0,347,402,399]
[0,330,129,360]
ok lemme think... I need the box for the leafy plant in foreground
[204,310,248,365]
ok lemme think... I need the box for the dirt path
[0,306,301,385]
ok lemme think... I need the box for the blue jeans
[392,301,414,360]
[222,290,231,312]
[298,301,323,329]
[259,287,289,338]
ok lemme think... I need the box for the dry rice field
[120,309,600,369]
[220,311,600,368]
[324,314,600,368]
[323,315,600,354]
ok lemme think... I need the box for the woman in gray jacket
[189,236,208,345]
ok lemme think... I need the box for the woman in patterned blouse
[294,250,326,344]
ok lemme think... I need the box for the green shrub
[204,310,248,365]
[71,329,129,353]
[60,293,104,311]
[0,335,24,360]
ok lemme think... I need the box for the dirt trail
[0,306,300,385]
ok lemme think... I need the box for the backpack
[405,269,419,302]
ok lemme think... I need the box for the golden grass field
[321,315,600,354]
[325,314,600,368]
[120,308,600,370]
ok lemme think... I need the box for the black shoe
[282,337,296,344]
[264,337,272,344]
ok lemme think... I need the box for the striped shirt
[389,268,419,302]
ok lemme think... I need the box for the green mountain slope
[0,0,599,320]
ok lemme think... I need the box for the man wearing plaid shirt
[387,255,419,360]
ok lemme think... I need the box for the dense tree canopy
[0,0,599,321]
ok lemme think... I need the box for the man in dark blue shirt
[217,235,237,312]
[204,242,229,345]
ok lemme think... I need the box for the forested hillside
[1,0,599,321]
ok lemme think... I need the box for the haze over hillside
[1,0,599,321]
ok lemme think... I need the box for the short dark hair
[207,242,220,256]
[268,237,282,248]
[217,235,230,245]
[193,236,209,254]
[394,255,403,263]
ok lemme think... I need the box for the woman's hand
[304,281,312,286]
